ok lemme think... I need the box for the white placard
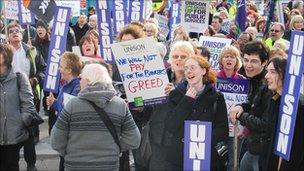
[4,1,19,20]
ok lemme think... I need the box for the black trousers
[24,127,36,166]
[0,143,23,170]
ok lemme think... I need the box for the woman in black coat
[165,55,229,170]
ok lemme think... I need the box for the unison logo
[123,44,146,54]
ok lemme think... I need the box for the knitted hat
[36,20,49,30]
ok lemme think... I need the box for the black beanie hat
[36,20,49,30]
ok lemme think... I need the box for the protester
[265,22,290,49]
[229,40,270,170]
[0,44,37,170]
[211,15,229,35]
[46,52,82,171]
[231,57,304,170]
[7,22,46,171]
[165,55,229,170]
[283,15,304,41]
[71,12,89,45]
[51,63,141,170]
[149,41,195,170]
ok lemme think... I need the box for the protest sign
[215,78,249,137]
[113,0,127,35]
[96,0,114,63]
[168,0,181,40]
[111,37,169,107]
[274,31,304,160]
[43,6,71,93]
[154,13,169,38]
[4,1,19,20]
[221,19,231,34]
[56,1,80,17]
[181,0,210,33]
[0,34,6,44]
[18,0,35,25]
[199,36,232,71]
[128,0,144,23]
[184,121,212,171]
[25,0,56,22]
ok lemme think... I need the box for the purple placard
[43,6,71,93]
[128,0,144,23]
[274,31,304,160]
[96,0,114,63]
[113,0,127,35]
[168,0,181,40]
[18,0,35,25]
[184,121,212,171]
[215,78,249,94]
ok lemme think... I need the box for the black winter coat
[263,94,304,170]
[165,81,229,170]
[238,85,273,155]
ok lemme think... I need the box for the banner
[181,0,210,33]
[43,6,71,93]
[18,0,35,25]
[0,34,6,44]
[274,31,304,160]
[4,1,18,20]
[113,0,127,35]
[24,0,57,22]
[168,0,181,40]
[199,36,232,71]
[154,13,169,38]
[128,0,144,23]
[56,1,80,17]
[96,0,114,63]
[184,121,212,171]
[111,37,169,107]
[215,78,249,137]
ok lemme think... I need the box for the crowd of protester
[0,0,304,170]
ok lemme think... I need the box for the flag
[235,0,246,35]
[263,0,277,40]
[23,0,56,22]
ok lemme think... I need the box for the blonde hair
[81,64,112,85]
[289,15,304,30]
[169,41,195,63]
[219,45,242,71]
[61,52,83,76]
[143,22,158,37]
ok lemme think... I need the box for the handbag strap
[87,100,121,152]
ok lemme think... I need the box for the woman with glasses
[149,41,195,170]
[164,55,229,170]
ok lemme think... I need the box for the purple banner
[168,0,181,40]
[96,0,114,63]
[215,78,249,94]
[274,31,304,160]
[184,121,212,171]
[18,0,35,25]
[128,0,144,23]
[43,6,71,93]
[113,0,127,35]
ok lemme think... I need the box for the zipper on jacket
[2,91,7,144]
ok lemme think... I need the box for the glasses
[9,28,21,34]
[172,55,187,60]
[270,29,280,33]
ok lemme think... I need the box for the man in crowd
[265,22,290,49]
[7,22,46,171]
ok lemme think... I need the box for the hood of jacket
[78,83,117,108]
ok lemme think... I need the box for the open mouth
[187,75,195,80]
[85,48,92,52]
